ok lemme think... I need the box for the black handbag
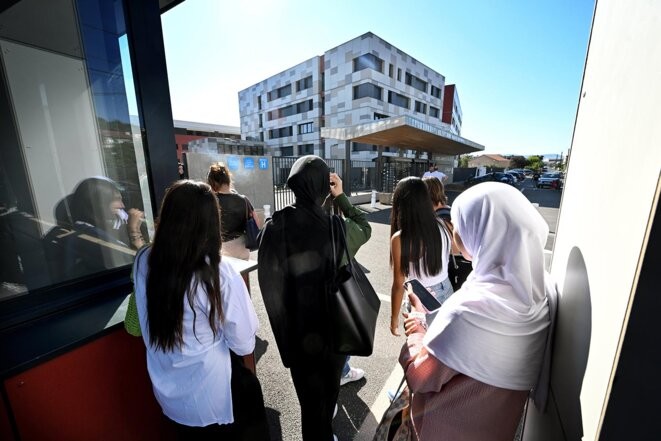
[329,215,380,356]
[244,198,260,251]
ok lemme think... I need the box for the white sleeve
[219,260,258,356]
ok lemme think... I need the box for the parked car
[464,172,516,188]
[507,171,525,181]
[537,172,564,189]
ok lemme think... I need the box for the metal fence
[349,160,377,193]
[272,156,432,210]
[272,157,345,211]
[378,157,429,193]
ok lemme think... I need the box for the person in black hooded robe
[258,155,371,441]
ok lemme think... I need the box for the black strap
[330,215,352,272]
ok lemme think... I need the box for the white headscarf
[423,182,556,394]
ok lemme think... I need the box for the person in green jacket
[258,155,371,441]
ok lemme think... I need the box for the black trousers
[171,352,270,441]
[290,353,346,441]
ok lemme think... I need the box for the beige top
[399,331,528,441]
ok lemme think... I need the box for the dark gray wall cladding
[424,69,428,76]
[397,49,405,57]
[359,114,371,120]
[324,59,330,69]
[344,73,352,83]
[331,66,338,74]
[338,102,346,109]
[412,58,417,65]
[384,42,391,50]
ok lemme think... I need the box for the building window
[388,91,410,109]
[353,83,383,101]
[353,53,384,73]
[430,85,442,99]
[260,132,264,142]
[267,83,292,101]
[259,114,263,128]
[414,101,427,114]
[257,95,262,110]
[397,68,402,81]
[389,64,394,78]
[429,106,440,118]
[298,122,314,134]
[299,143,314,155]
[374,112,389,120]
[267,99,313,120]
[296,99,313,113]
[280,145,294,156]
[405,73,428,93]
[269,126,293,139]
[296,75,313,92]
[0,0,154,306]
[352,142,375,152]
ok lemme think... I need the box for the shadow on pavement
[336,379,377,440]
[265,408,283,441]
[365,208,392,225]
[255,336,269,364]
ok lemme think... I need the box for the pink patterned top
[399,331,528,441]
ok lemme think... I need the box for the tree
[509,155,527,169]
[458,154,474,168]
[526,155,543,171]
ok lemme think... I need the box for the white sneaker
[340,366,365,386]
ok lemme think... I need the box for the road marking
[354,362,405,441]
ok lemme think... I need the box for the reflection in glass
[0,0,152,301]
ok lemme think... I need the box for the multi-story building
[173,119,241,161]
[442,84,462,136]
[238,32,473,163]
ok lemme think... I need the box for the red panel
[5,328,175,441]
[175,134,206,160]
[0,392,16,441]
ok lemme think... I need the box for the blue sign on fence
[244,157,255,169]
[258,158,269,170]
[227,156,239,171]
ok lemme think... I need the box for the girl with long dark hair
[389,176,452,336]
[133,180,268,440]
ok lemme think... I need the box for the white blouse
[134,248,258,427]
[407,222,451,287]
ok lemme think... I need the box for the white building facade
[238,32,461,162]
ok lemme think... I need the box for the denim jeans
[342,356,351,377]
[423,278,454,325]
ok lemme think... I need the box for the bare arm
[390,233,405,336]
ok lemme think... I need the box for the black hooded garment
[257,156,343,368]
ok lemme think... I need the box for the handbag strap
[243,196,251,221]
[329,215,352,272]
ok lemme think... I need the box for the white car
[537,172,563,189]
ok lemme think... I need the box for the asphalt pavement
[248,177,562,440]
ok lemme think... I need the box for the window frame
[0,0,178,332]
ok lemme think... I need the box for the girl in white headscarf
[399,182,557,441]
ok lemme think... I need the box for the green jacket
[334,193,372,262]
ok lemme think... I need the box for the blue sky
[160,0,594,157]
